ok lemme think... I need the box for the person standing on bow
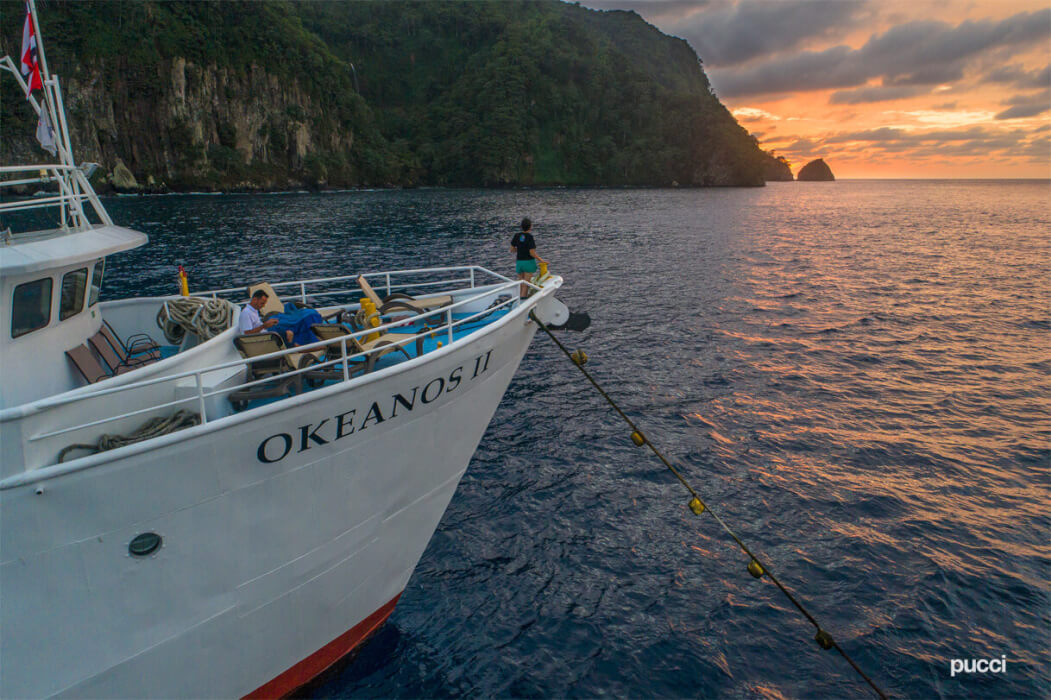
[511,217,546,298]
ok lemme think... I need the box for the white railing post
[194,372,208,424]
[470,268,475,288]
[447,307,454,346]
[385,273,391,297]
[341,337,349,382]
[299,281,307,305]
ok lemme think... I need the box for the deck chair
[311,323,424,377]
[102,319,160,358]
[357,275,453,316]
[89,329,158,372]
[66,343,130,384]
[302,324,370,385]
[227,333,312,411]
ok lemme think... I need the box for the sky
[581,0,1051,178]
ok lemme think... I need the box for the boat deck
[0,266,542,477]
[236,307,513,412]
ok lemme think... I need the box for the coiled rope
[156,297,234,344]
[530,312,888,699]
[58,410,201,463]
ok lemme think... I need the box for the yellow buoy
[747,559,765,579]
[688,497,705,515]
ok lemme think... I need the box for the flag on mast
[20,1,43,96]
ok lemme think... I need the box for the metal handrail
[0,192,91,211]
[191,265,512,300]
[0,163,79,174]
[20,280,526,442]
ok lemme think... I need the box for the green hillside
[1,0,771,190]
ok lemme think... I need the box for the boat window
[11,278,53,338]
[60,268,89,321]
[88,259,104,307]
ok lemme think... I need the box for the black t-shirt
[512,231,536,261]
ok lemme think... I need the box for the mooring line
[530,312,888,699]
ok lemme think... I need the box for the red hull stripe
[244,593,402,699]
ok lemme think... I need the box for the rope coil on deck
[156,297,234,344]
[529,311,888,700]
[57,410,201,463]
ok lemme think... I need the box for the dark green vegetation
[762,154,793,181]
[1,0,778,190]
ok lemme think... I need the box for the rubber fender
[534,296,570,327]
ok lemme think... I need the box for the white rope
[156,297,233,343]
[58,409,201,463]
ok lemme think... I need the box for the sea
[100,180,1049,699]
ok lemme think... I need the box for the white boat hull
[1,307,538,698]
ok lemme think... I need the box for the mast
[0,1,112,229]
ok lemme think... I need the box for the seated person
[240,289,323,347]
[239,289,293,345]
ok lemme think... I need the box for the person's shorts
[516,259,538,274]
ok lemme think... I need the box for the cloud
[660,0,866,66]
[711,8,1051,97]
[773,124,1049,162]
[1018,136,1050,161]
[785,138,821,152]
[830,84,931,104]
[823,126,995,144]
[582,0,865,65]
[983,62,1051,89]
[731,106,782,122]
[898,109,998,128]
[995,88,1051,120]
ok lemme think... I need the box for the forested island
[1,0,786,191]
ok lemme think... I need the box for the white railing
[191,265,512,308]
[0,162,112,230]
[19,278,527,446]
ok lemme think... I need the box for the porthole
[128,532,162,557]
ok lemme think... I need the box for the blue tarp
[270,303,322,346]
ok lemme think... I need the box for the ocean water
[101,181,1050,699]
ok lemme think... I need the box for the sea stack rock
[797,158,835,181]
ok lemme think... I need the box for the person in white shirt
[239,289,280,335]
